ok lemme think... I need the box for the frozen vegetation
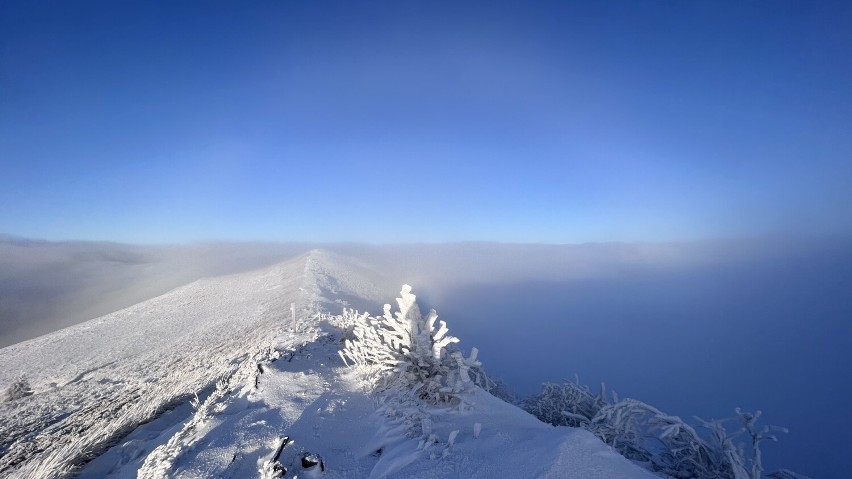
[523,381,804,479]
[0,241,843,477]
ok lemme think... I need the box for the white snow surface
[0,249,655,479]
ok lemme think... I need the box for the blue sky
[1,1,850,243]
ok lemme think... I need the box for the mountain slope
[0,238,313,347]
[0,252,316,477]
[1,250,654,479]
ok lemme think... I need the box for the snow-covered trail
[128,333,381,479]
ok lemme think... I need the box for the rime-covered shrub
[729,408,792,479]
[523,379,608,428]
[5,374,33,401]
[524,381,807,479]
[487,377,520,405]
[323,308,367,343]
[338,284,484,404]
[591,399,750,478]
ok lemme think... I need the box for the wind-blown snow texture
[0,250,654,478]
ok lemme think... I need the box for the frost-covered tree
[338,285,484,405]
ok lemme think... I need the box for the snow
[0,252,316,477]
[1,249,656,478]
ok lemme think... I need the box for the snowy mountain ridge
[0,249,656,478]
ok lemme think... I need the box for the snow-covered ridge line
[0,251,328,478]
[151,282,657,479]
[2,249,700,478]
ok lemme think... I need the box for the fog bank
[0,238,312,347]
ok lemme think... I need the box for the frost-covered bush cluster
[523,378,609,428]
[525,380,808,479]
[592,399,752,478]
[338,285,485,405]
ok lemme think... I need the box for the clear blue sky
[2,1,850,243]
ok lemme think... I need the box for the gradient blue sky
[2,1,850,243]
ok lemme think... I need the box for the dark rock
[301,452,325,471]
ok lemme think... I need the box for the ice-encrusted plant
[524,380,809,479]
[523,378,609,428]
[590,398,751,478]
[338,285,484,405]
